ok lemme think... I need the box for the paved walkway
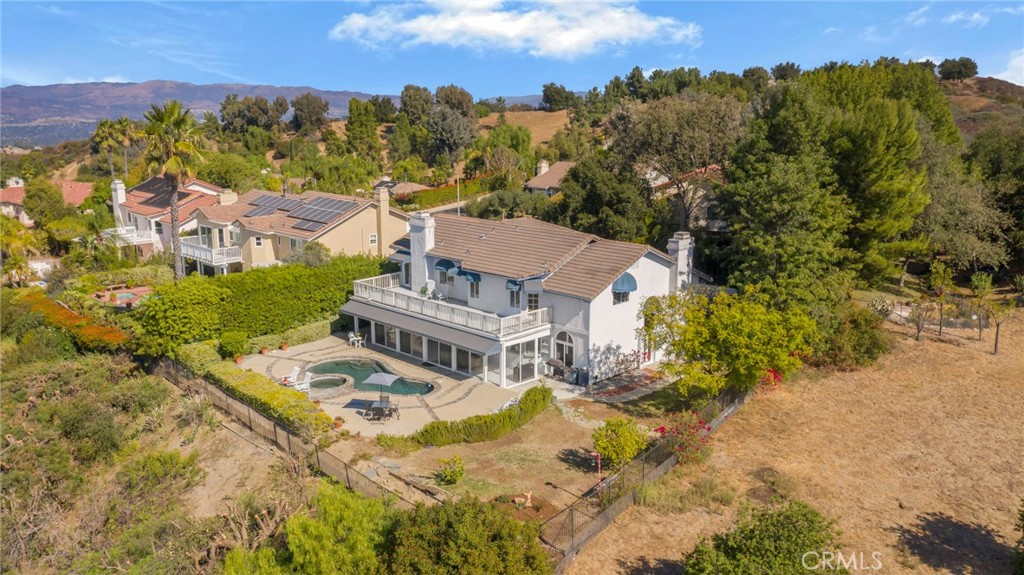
[580,364,676,404]
[239,335,519,437]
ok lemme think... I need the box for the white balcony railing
[102,226,153,246]
[353,272,550,337]
[181,236,242,266]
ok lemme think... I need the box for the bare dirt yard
[567,312,1024,575]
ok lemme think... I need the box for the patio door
[427,339,440,364]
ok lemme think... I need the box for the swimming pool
[308,359,434,396]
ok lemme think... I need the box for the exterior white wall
[584,252,673,381]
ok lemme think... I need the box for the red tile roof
[0,186,26,205]
[54,180,93,206]
[122,176,226,223]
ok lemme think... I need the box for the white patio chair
[348,332,358,346]
[282,366,300,385]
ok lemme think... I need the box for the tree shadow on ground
[557,448,597,472]
[616,556,685,575]
[889,511,1015,574]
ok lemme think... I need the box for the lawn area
[565,311,1024,575]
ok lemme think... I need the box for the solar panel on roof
[289,206,333,223]
[291,220,325,232]
[244,206,277,217]
[252,195,302,211]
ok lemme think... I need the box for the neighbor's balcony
[353,272,550,338]
[181,236,242,266]
[102,226,153,246]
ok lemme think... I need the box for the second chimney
[666,231,693,290]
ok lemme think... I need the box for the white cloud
[862,26,894,43]
[995,5,1024,15]
[41,5,75,17]
[904,5,930,26]
[942,10,990,27]
[822,26,841,34]
[61,75,131,84]
[328,1,702,60]
[996,48,1024,86]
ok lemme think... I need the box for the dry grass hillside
[478,110,571,145]
[944,76,1024,140]
[567,310,1024,575]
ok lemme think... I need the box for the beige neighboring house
[104,176,233,257]
[524,160,575,196]
[189,183,409,275]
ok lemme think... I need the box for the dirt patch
[567,312,1024,575]
[478,110,570,145]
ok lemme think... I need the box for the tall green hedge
[413,386,553,447]
[136,255,385,354]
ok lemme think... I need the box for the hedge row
[67,265,174,295]
[16,289,129,352]
[412,386,553,447]
[175,341,222,375]
[392,179,485,211]
[205,361,332,440]
[137,255,386,354]
[247,319,332,353]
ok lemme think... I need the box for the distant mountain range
[0,80,544,147]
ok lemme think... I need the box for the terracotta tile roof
[123,176,225,223]
[374,179,430,196]
[0,186,25,205]
[53,180,93,206]
[542,240,654,300]
[156,194,221,224]
[525,161,575,191]
[197,190,373,240]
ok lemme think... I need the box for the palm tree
[143,101,204,281]
[1,215,42,287]
[92,119,118,178]
[115,116,138,179]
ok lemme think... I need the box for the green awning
[612,272,637,293]
[434,259,456,271]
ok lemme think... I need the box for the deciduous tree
[291,92,330,134]
[23,177,74,227]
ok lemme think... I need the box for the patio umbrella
[363,372,400,402]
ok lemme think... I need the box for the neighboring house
[372,177,430,197]
[1,178,93,227]
[648,164,727,232]
[524,160,575,196]
[105,176,233,257]
[189,183,409,275]
[341,213,708,388]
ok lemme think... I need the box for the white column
[499,346,507,389]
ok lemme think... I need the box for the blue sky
[1,1,1022,96]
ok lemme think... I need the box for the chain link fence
[541,387,753,572]
[153,358,415,509]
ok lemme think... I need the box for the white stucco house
[341,212,706,388]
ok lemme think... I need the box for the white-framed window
[369,233,378,246]
[469,282,480,299]
[402,263,411,286]
[218,228,225,247]
[154,221,163,236]
[254,236,263,247]
[527,293,539,311]
[613,291,630,305]
[555,331,574,367]
[229,229,240,245]
[509,289,521,307]
[439,270,449,285]
[290,238,303,252]
[199,226,212,247]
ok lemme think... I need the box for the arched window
[555,331,574,367]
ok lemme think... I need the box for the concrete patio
[238,334,525,437]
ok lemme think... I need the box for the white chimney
[409,212,435,293]
[536,160,550,176]
[218,189,238,205]
[374,185,390,256]
[666,231,693,290]
[111,180,126,228]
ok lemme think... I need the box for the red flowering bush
[760,368,783,387]
[656,410,711,464]
[17,290,129,351]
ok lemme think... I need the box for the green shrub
[13,326,77,366]
[51,399,124,464]
[136,276,230,355]
[413,386,553,446]
[117,450,203,493]
[219,331,249,359]
[592,417,648,470]
[377,433,422,456]
[282,319,332,345]
[175,341,222,375]
[683,501,847,574]
[248,333,283,353]
[67,265,174,294]
[820,305,891,368]
[380,499,552,575]
[435,456,465,485]
[205,361,332,439]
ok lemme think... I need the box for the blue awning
[434,259,456,271]
[612,272,637,293]
[506,279,522,291]
[457,268,481,283]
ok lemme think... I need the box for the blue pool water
[308,359,434,395]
